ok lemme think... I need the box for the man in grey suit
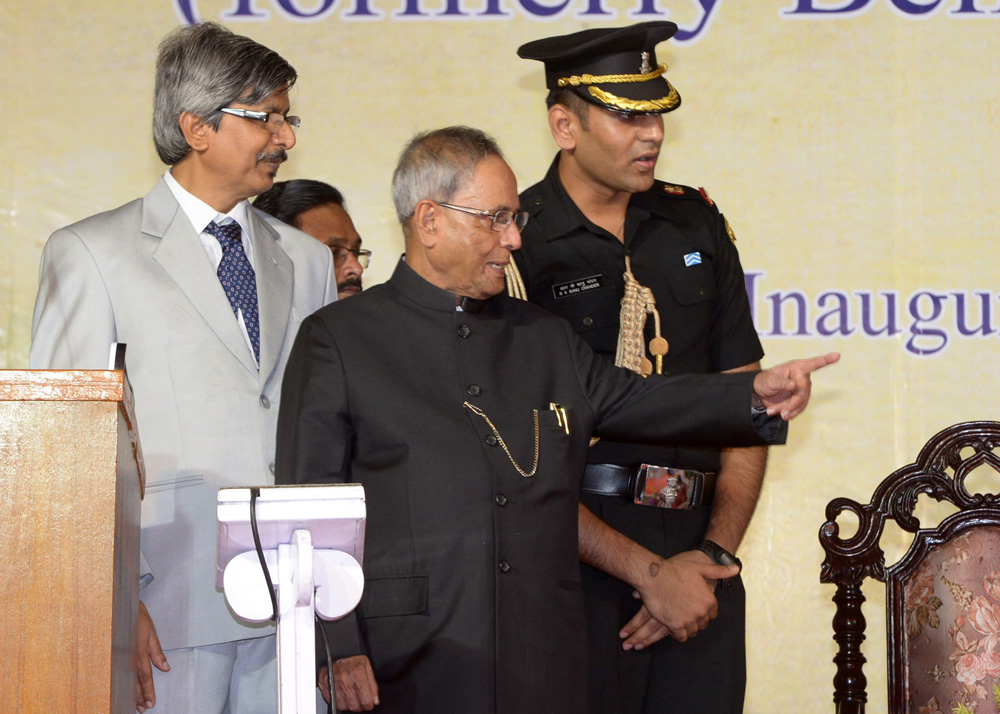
[29,22,336,714]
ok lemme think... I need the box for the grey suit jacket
[30,178,337,649]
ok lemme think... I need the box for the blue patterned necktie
[206,221,260,366]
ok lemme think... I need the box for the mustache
[256,149,288,163]
[338,277,363,291]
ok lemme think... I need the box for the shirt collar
[531,153,651,244]
[163,170,252,238]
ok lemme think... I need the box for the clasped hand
[618,549,738,649]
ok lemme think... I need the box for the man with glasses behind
[254,179,370,299]
[30,22,336,714]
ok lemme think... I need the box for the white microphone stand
[217,484,366,714]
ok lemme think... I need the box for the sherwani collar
[389,257,494,315]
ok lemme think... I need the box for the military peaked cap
[517,21,681,115]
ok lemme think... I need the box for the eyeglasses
[438,202,530,232]
[219,107,301,134]
[331,247,371,269]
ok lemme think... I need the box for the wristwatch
[696,540,742,589]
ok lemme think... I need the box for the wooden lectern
[0,370,145,714]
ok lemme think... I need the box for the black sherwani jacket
[275,259,783,714]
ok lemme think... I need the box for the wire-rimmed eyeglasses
[438,202,529,232]
[219,107,301,134]
[332,247,371,269]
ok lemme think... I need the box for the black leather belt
[582,463,717,509]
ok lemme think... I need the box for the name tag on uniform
[552,275,604,299]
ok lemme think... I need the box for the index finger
[795,352,840,375]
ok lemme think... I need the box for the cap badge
[640,52,652,74]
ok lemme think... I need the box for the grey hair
[391,126,504,225]
[153,22,297,165]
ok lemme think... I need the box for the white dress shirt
[163,170,259,368]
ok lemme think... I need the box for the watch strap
[696,539,741,589]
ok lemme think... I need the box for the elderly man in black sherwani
[275,126,837,714]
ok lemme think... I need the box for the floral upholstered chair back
[904,527,1000,713]
[820,422,1000,714]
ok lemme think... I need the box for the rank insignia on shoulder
[724,216,736,243]
[698,187,714,206]
[662,183,685,195]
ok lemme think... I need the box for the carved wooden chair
[820,421,1000,714]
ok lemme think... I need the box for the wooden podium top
[0,369,130,402]
[0,369,145,495]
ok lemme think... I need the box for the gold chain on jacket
[463,401,539,478]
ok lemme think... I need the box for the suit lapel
[247,211,293,387]
[145,180,259,377]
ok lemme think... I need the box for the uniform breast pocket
[541,286,622,358]
[667,264,718,307]
[549,286,620,333]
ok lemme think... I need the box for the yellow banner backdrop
[3,1,999,711]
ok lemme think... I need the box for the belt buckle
[634,465,702,509]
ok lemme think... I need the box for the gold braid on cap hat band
[588,84,680,113]
[557,63,667,87]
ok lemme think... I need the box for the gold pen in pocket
[548,403,570,435]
